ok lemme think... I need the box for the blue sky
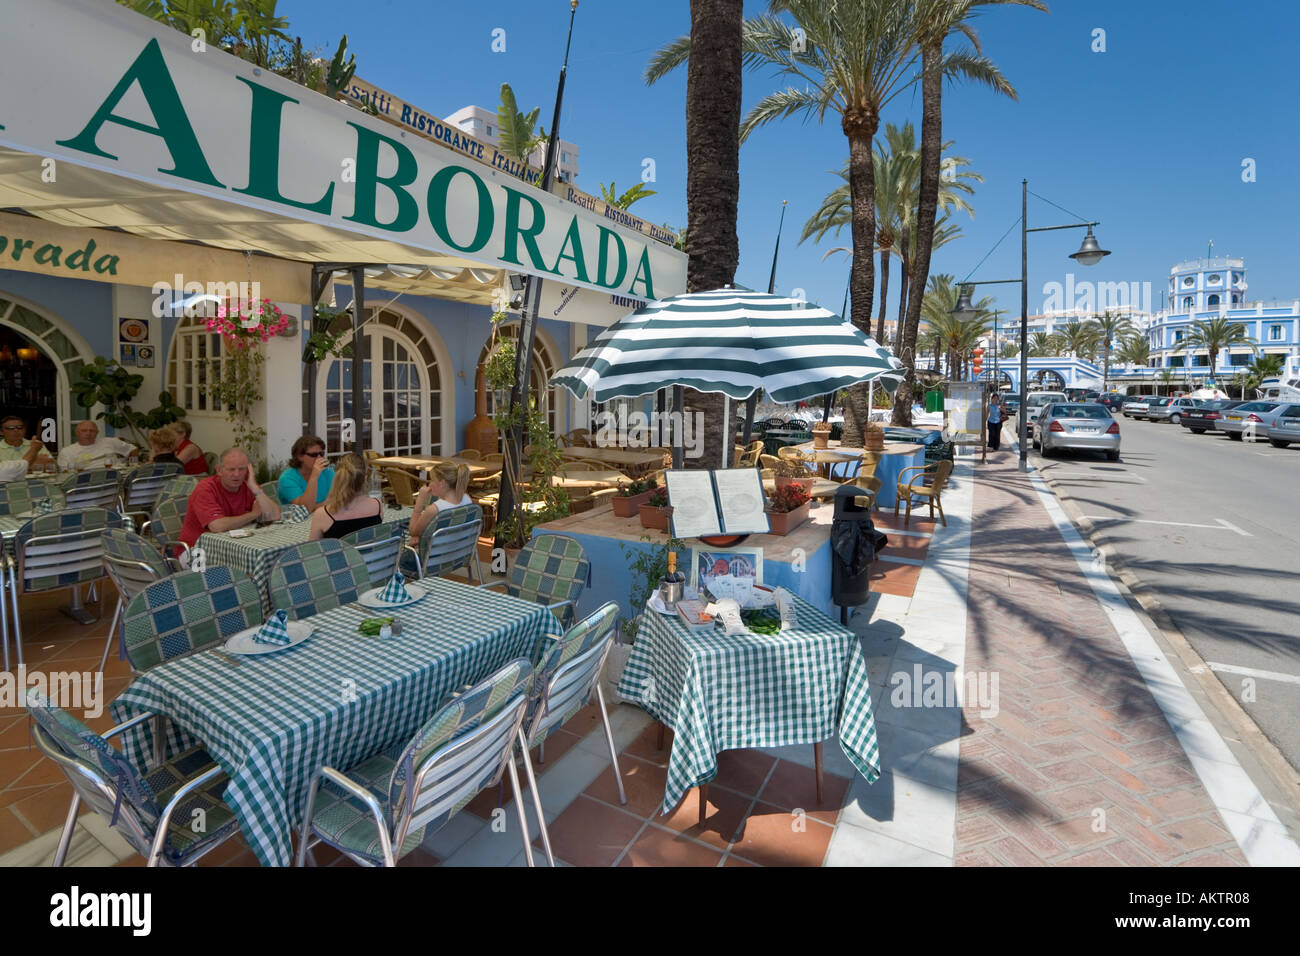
[277,0,1300,322]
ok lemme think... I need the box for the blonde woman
[407,461,471,547]
[149,427,181,465]
[308,453,383,541]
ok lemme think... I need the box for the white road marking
[1205,662,1300,686]
[1215,519,1253,537]
[1080,515,1252,536]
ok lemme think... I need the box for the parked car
[1150,396,1205,424]
[1181,400,1248,434]
[1122,395,1154,418]
[1023,391,1067,432]
[1001,393,1022,416]
[1034,403,1121,460]
[1265,404,1300,447]
[1218,401,1286,441]
[1097,392,1127,412]
[1141,397,1174,421]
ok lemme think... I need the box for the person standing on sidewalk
[987,393,1004,451]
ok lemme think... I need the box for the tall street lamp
[951,179,1111,472]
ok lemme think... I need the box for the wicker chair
[382,467,421,507]
[454,449,482,460]
[847,474,882,511]
[895,459,953,526]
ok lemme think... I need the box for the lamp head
[1070,226,1110,267]
[950,283,978,322]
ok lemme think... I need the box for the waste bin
[830,484,888,625]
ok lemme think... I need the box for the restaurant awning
[0,0,685,311]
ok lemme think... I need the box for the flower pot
[613,488,655,517]
[766,501,810,536]
[775,475,809,494]
[864,425,885,451]
[639,503,673,532]
[812,425,832,449]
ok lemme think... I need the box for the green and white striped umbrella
[550,288,905,404]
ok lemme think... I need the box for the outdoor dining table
[110,577,558,867]
[196,505,412,606]
[548,469,629,490]
[559,446,663,475]
[371,455,495,479]
[617,592,881,814]
[794,440,924,508]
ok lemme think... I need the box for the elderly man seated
[0,416,54,468]
[178,447,281,550]
[56,420,138,472]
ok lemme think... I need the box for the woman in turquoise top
[279,435,334,510]
[987,393,1004,451]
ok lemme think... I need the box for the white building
[445,105,579,184]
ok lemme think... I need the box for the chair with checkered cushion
[60,468,123,510]
[140,494,189,563]
[295,657,537,867]
[340,521,409,589]
[26,690,240,867]
[519,601,624,866]
[480,533,589,628]
[0,476,58,515]
[122,567,263,672]
[4,508,128,670]
[119,462,183,527]
[157,474,200,504]
[401,503,483,583]
[267,539,370,621]
[99,528,182,672]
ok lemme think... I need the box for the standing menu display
[664,469,770,538]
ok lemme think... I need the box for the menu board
[664,468,770,538]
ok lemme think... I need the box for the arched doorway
[477,321,563,446]
[0,294,95,452]
[313,304,449,456]
[1034,368,1066,390]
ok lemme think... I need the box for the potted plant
[772,455,811,493]
[71,356,186,449]
[864,421,886,451]
[766,483,811,536]
[612,476,659,517]
[811,421,833,449]
[638,487,673,532]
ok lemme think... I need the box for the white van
[1023,391,1068,433]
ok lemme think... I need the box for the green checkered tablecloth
[110,577,556,867]
[618,596,881,814]
[196,506,412,600]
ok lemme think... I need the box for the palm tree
[1179,317,1258,382]
[599,182,658,210]
[1057,320,1101,362]
[1115,333,1150,368]
[1028,331,1059,357]
[1089,310,1135,391]
[1243,353,1286,398]
[649,2,926,446]
[1000,341,1020,359]
[919,274,992,378]
[893,0,1046,426]
[801,123,981,343]
[496,83,547,169]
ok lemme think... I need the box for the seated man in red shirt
[178,447,281,552]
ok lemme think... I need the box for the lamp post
[951,180,1110,472]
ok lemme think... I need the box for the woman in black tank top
[308,453,383,541]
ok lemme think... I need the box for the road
[1016,412,1300,776]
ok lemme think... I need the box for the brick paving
[955,451,1246,865]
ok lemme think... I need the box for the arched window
[1182,297,1193,310]
[167,313,225,412]
[1207,294,1220,307]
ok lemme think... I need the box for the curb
[1032,454,1300,820]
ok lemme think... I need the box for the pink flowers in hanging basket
[205,299,289,349]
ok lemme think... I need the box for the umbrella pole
[822,392,833,423]
[741,393,757,446]
[672,385,684,469]
[722,397,730,467]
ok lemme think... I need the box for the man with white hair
[56,420,137,471]
[178,447,280,549]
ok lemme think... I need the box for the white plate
[228,529,254,538]
[357,583,427,609]
[223,620,315,655]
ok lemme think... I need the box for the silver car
[1122,395,1153,418]
[1034,403,1121,460]
[1218,401,1286,441]
[1151,396,1204,424]
[1266,404,1300,447]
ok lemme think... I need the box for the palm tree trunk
[875,248,890,344]
[839,118,879,448]
[683,0,742,470]
[892,41,942,426]
[895,234,910,343]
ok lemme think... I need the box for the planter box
[639,503,673,532]
[613,488,655,517]
[765,501,810,536]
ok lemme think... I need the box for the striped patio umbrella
[550,288,905,404]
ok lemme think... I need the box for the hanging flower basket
[205,299,290,349]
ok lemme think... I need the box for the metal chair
[402,504,483,583]
[260,478,278,505]
[522,602,626,867]
[140,494,190,564]
[5,508,128,669]
[119,462,184,527]
[99,528,180,672]
[267,539,371,621]
[157,474,200,504]
[122,567,263,673]
[339,521,409,588]
[895,459,953,526]
[0,476,58,515]
[479,533,590,629]
[60,468,122,510]
[26,691,240,867]
[295,657,537,867]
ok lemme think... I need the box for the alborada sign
[0,0,685,299]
